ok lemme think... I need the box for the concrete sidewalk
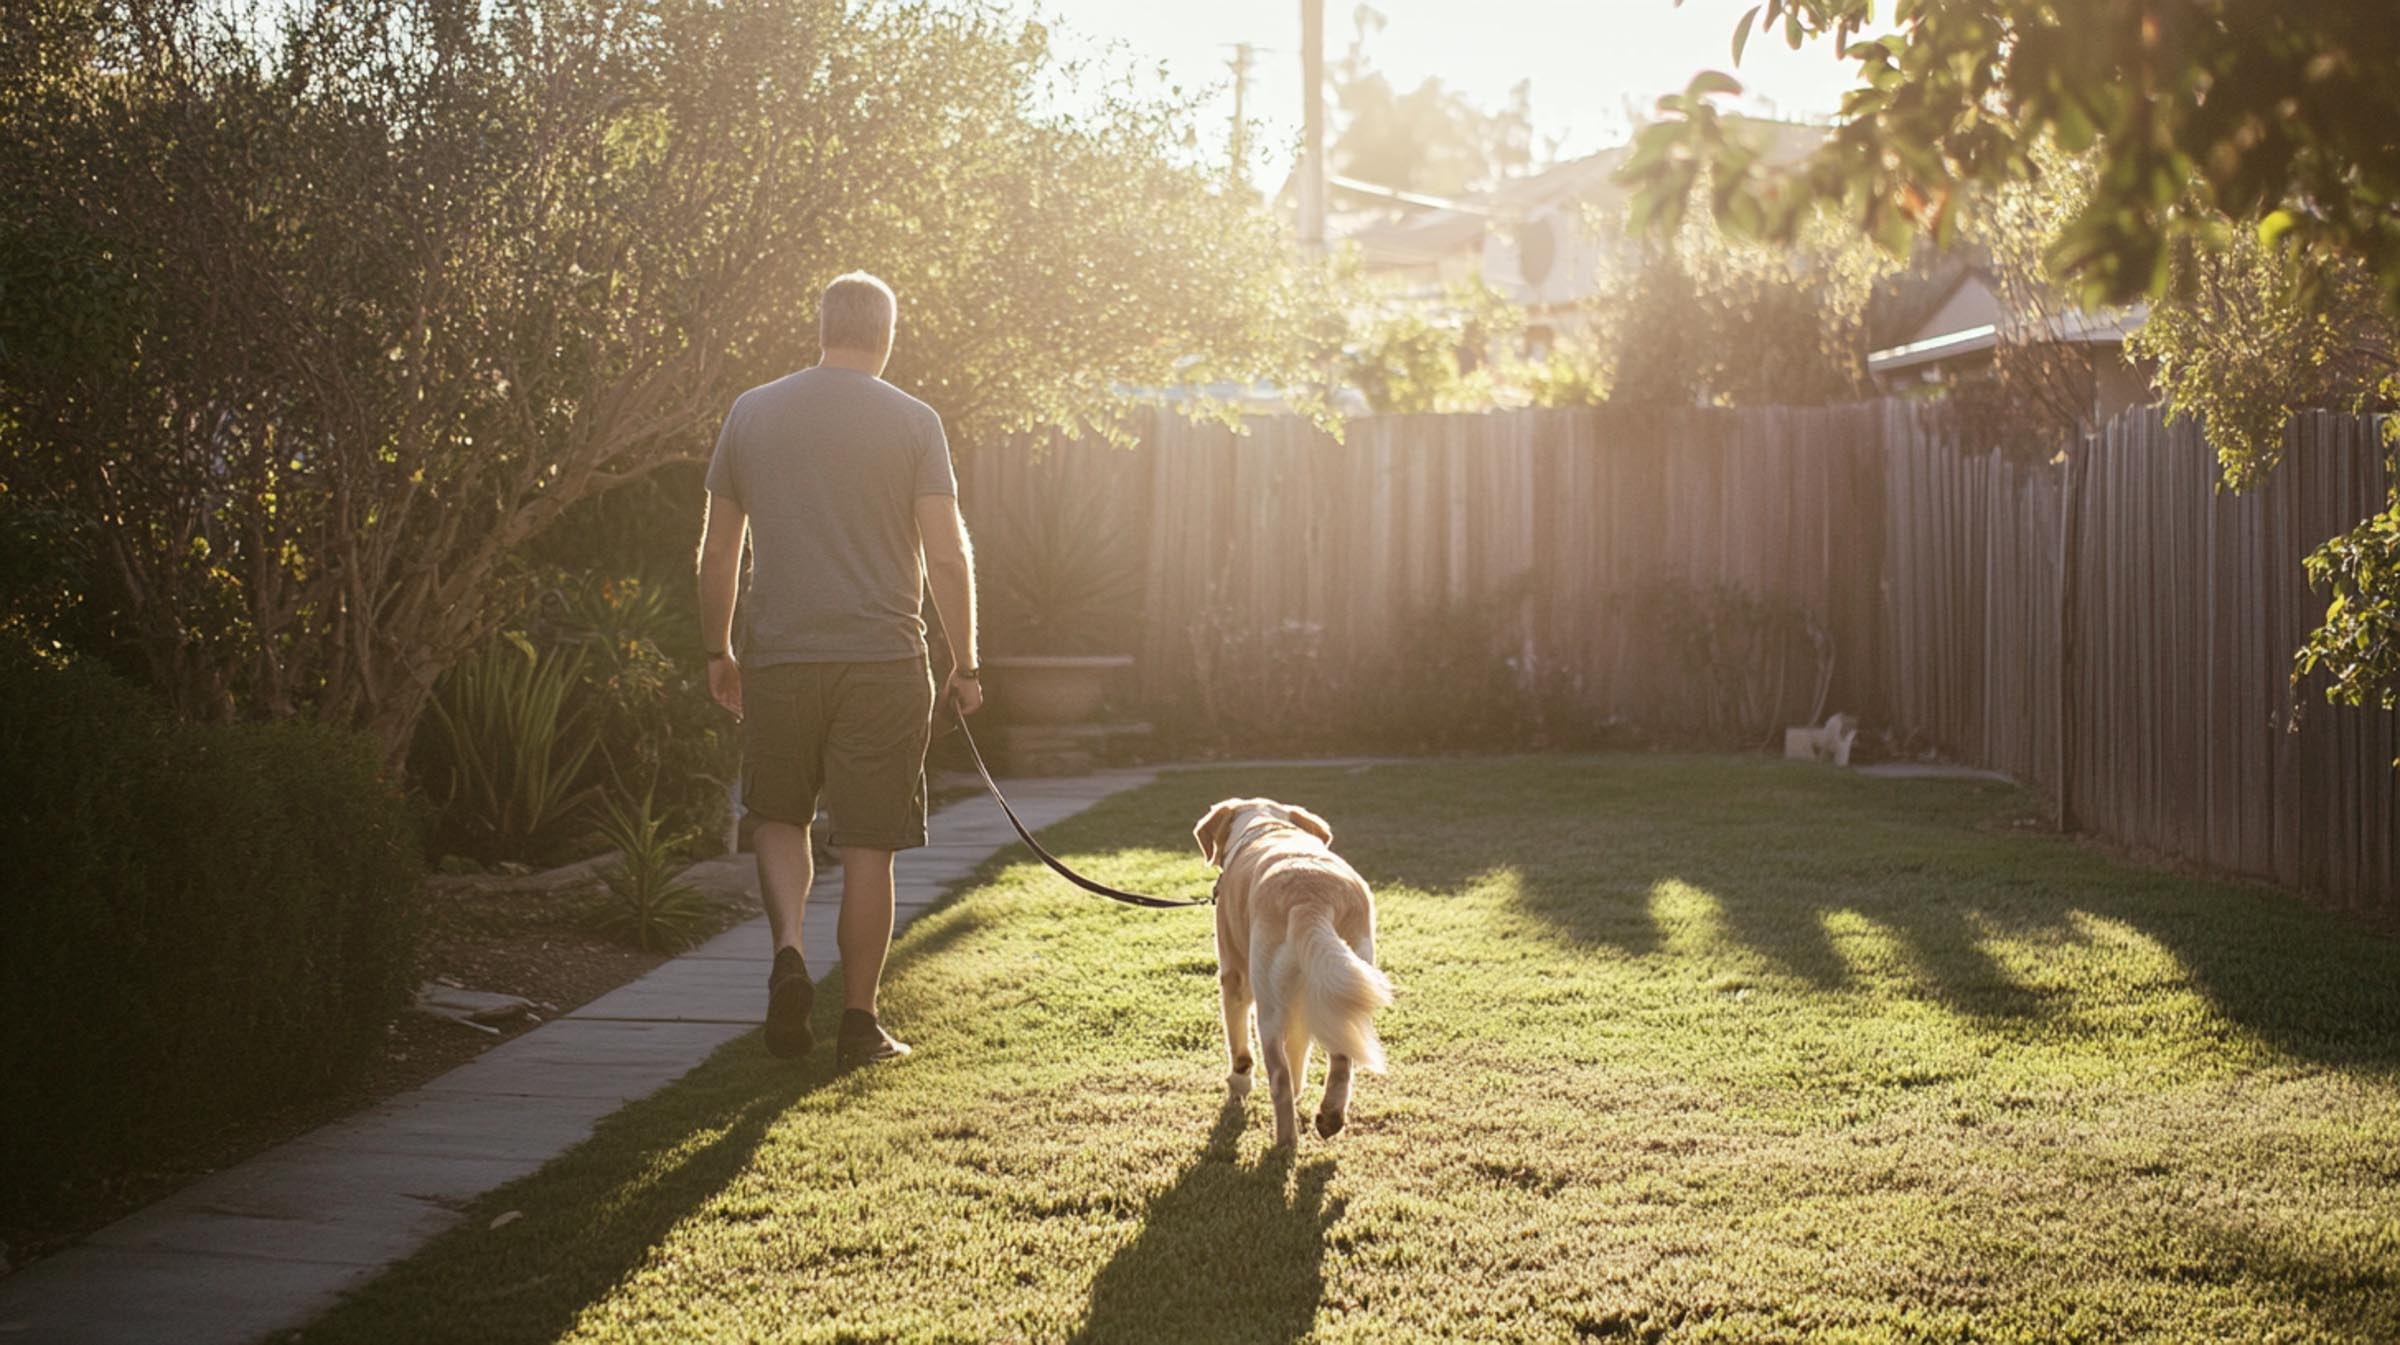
[0,771,1156,1345]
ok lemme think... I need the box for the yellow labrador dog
[1195,798,1392,1145]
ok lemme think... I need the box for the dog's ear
[1281,803,1332,846]
[1194,800,1244,866]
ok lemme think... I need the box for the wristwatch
[955,665,980,680]
[705,650,731,661]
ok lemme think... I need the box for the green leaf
[1620,125,1679,178]
[1732,6,1760,64]
[1687,69,1744,101]
[2257,209,2298,250]
[2053,102,2095,153]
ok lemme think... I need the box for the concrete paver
[0,770,1156,1345]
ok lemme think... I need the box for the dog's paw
[1226,1070,1253,1098]
[1313,1109,1345,1139]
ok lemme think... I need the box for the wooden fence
[961,403,2398,910]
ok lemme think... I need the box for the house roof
[1345,116,1826,267]
[1350,202,1494,266]
[1867,268,2148,374]
[1865,248,1986,349]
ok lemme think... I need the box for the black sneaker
[764,947,815,1059]
[835,1008,911,1070]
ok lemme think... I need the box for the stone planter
[986,654,1132,726]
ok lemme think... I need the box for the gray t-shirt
[704,367,956,666]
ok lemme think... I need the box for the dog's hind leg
[1284,1016,1314,1119]
[1315,1054,1353,1138]
[1257,1011,1301,1147]
[1316,925,1378,1138]
[1252,981,1301,1146]
[1251,943,1302,1146]
[1219,967,1254,1098]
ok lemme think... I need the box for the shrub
[412,639,601,866]
[1180,610,1342,755]
[586,790,712,952]
[1159,577,1830,757]
[980,485,1145,657]
[541,574,737,851]
[0,648,420,1224]
[1629,578,1834,748]
[408,573,738,869]
[1175,589,1538,756]
[1343,589,1542,752]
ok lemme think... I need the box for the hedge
[0,649,421,1222]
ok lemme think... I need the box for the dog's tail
[1287,905,1393,1074]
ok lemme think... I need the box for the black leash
[947,704,1211,910]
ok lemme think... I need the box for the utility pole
[1227,42,1253,189]
[1299,0,1325,252]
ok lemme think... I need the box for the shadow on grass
[2181,1213,2400,1339]
[308,1051,824,1343]
[1710,873,2059,1025]
[1621,853,2384,1065]
[1072,1097,1343,1345]
[303,908,992,1345]
[1135,759,2400,1073]
[1628,839,2400,1068]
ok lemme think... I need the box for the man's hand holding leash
[943,665,983,717]
[708,650,743,722]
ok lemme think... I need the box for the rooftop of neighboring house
[1867,264,2147,378]
[1339,115,1828,270]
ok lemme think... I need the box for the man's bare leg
[756,819,819,1058]
[754,819,816,953]
[836,846,896,1012]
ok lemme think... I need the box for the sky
[1021,0,1873,189]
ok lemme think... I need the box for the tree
[1622,1,2400,310]
[1622,0,2400,712]
[2133,239,2398,708]
[1595,186,1893,408]
[1312,266,1523,414]
[1331,5,1538,197]
[1965,147,2137,447]
[0,0,1302,764]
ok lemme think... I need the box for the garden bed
[2,862,757,1274]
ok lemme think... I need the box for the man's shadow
[1073,1098,1344,1345]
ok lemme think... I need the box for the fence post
[2056,429,2087,832]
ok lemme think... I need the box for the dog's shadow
[1072,1097,1344,1345]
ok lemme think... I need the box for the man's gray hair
[819,271,897,352]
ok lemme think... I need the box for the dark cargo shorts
[739,657,935,851]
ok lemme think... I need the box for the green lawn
[306,757,2400,1344]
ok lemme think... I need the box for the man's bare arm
[916,494,981,712]
[698,491,747,716]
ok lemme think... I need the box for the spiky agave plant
[587,788,712,952]
[416,638,601,864]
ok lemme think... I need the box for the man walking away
[696,271,983,1069]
